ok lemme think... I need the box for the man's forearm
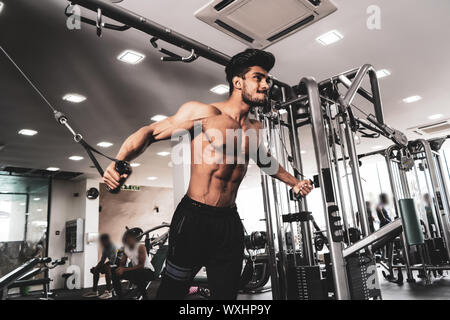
[124,264,144,272]
[270,165,298,187]
[116,126,154,161]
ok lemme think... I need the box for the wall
[99,184,174,249]
[48,178,100,289]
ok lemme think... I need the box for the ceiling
[1,0,449,189]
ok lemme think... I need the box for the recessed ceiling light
[130,163,141,167]
[210,84,229,95]
[301,150,307,154]
[372,145,384,150]
[403,95,422,104]
[46,167,60,172]
[428,114,443,120]
[316,30,343,46]
[147,176,158,181]
[0,2,4,14]
[117,50,145,64]
[37,209,43,212]
[63,93,86,103]
[157,151,170,157]
[18,129,38,136]
[97,142,113,148]
[33,198,40,201]
[376,69,391,79]
[151,114,168,122]
[69,155,84,161]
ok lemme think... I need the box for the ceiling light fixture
[33,198,40,201]
[428,114,444,120]
[69,156,84,161]
[210,84,229,95]
[62,93,86,103]
[18,129,38,136]
[46,167,60,172]
[0,2,4,14]
[316,30,343,46]
[376,69,391,79]
[403,95,422,104]
[157,151,170,157]
[130,163,141,167]
[97,142,113,148]
[117,50,145,64]
[151,115,168,122]
[147,176,158,181]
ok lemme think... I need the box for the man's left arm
[249,120,312,197]
[263,154,313,197]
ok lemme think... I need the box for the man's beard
[242,88,269,109]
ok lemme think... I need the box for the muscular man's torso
[186,104,260,207]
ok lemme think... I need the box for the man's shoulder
[179,101,222,117]
[248,118,263,129]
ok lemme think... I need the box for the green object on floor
[399,198,424,246]
[20,286,30,296]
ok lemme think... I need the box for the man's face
[239,66,271,108]
[124,236,136,249]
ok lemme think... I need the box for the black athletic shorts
[156,195,245,300]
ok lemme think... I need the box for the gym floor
[9,271,450,300]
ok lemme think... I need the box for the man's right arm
[103,101,219,190]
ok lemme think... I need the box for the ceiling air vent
[195,0,337,49]
[408,119,450,136]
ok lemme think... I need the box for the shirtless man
[103,49,313,299]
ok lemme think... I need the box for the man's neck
[220,93,251,124]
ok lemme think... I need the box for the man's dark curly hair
[225,49,275,96]
[122,227,143,243]
[99,233,110,242]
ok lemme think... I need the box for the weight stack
[426,237,449,264]
[346,254,381,300]
[286,265,326,300]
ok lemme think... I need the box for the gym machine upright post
[259,64,414,300]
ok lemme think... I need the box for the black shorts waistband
[180,195,238,216]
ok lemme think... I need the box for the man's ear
[233,76,242,91]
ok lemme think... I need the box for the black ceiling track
[215,19,254,43]
[1,166,83,180]
[214,0,236,11]
[267,15,315,42]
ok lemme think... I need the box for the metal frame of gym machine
[65,0,410,300]
[384,137,450,283]
[258,64,413,300]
